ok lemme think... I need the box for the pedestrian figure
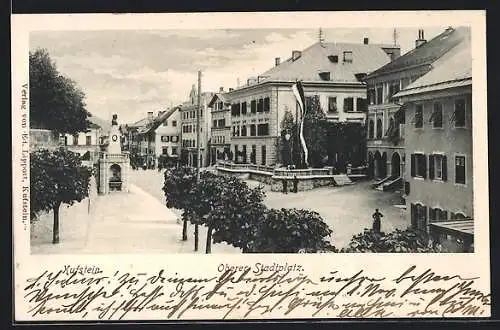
[372,208,383,234]
[293,175,299,193]
[283,179,288,194]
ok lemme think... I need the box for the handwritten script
[21,264,490,320]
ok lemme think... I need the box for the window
[261,145,266,165]
[431,103,443,128]
[213,120,217,128]
[171,136,178,143]
[86,136,92,145]
[455,155,466,184]
[257,123,269,136]
[429,208,448,222]
[264,97,270,112]
[429,154,447,181]
[376,119,383,139]
[328,97,337,113]
[401,77,411,89]
[200,109,203,117]
[376,86,383,105]
[344,97,354,112]
[257,98,264,113]
[414,104,423,128]
[368,119,374,139]
[241,101,247,115]
[411,203,428,231]
[251,100,257,114]
[388,81,400,100]
[305,96,313,111]
[411,153,427,178]
[251,145,257,164]
[161,136,170,143]
[73,134,79,145]
[172,147,178,155]
[218,119,225,127]
[162,147,168,155]
[343,51,353,63]
[356,98,367,112]
[385,118,395,137]
[241,125,247,137]
[250,124,256,136]
[454,99,466,127]
[163,120,168,126]
[172,120,177,127]
[242,145,247,163]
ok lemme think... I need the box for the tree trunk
[52,202,61,244]
[194,224,199,251]
[205,226,213,254]
[182,218,188,241]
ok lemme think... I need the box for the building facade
[224,40,398,166]
[153,108,180,160]
[208,90,232,165]
[395,32,472,251]
[179,85,214,167]
[365,27,470,194]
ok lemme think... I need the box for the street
[129,169,407,249]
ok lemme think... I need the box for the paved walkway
[31,183,240,254]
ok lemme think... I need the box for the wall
[403,88,473,226]
[154,110,181,158]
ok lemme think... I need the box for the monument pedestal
[98,153,130,194]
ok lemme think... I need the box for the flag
[292,80,309,167]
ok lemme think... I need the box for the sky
[30,27,448,124]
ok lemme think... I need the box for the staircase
[372,176,392,189]
[333,174,354,186]
[380,176,403,192]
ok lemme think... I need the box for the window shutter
[411,204,416,228]
[442,155,448,181]
[410,154,416,177]
[429,155,435,179]
[422,155,427,179]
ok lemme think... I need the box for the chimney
[219,86,224,92]
[363,37,369,45]
[275,57,281,66]
[415,29,427,48]
[292,50,301,61]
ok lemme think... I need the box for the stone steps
[333,174,354,186]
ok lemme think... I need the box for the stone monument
[98,114,130,194]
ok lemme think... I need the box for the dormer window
[319,71,331,81]
[328,55,339,63]
[343,51,353,63]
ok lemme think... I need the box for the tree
[280,110,299,166]
[29,48,90,135]
[302,96,329,168]
[341,227,441,253]
[250,208,334,253]
[163,166,197,241]
[325,122,367,170]
[30,147,92,244]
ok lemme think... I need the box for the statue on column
[112,114,118,126]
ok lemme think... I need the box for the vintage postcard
[12,11,490,321]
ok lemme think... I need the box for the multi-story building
[126,112,155,155]
[136,107,181,163]
[208,88,233,165]
[394,31,472,252]
[364,27,470,193]
[179,85,214,167]
[63,115,109,164]
[224,39,399,166]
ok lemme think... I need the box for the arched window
[241,125,247,137]
[376,118,383,139]
[368,119,374,139]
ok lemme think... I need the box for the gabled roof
[129,117,151,128]
[394,34,471,98]
[208,93,231,107]
[250,42,392,85]
[367,26,471,80]
[138,106,179,135]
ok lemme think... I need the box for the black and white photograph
[27,25,474,254]
[12,11,490,321]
